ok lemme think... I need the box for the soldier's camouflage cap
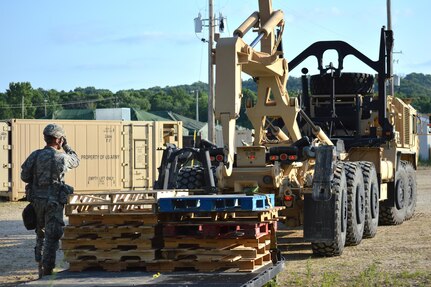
[43,124,65,138]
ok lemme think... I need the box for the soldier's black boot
[42,265,53,276]
[38,262,43,279]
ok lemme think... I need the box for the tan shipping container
[0,119,182,201]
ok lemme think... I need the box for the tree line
[0,73,429,128]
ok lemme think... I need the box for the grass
[279,261,431,287]
[418,158,431,166]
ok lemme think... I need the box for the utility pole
[208,0,215,142]
[44,99,47,117]
[387,0,394,96]
[21,95,25,118]
[195,90,199,122]
[191,90,199,121]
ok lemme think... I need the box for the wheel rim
[356,185,365,224]
[395,178,405,210]
[370,183,379,219]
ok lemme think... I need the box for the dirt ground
[0,168,430,287]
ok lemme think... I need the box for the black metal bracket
[154,143,217,194]
[288,27,394,141]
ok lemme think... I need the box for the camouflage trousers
[32,198,65,271]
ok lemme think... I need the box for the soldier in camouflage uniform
[21,124,79,277]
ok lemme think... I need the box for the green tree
[115,90,151,111]
[5,82,35,118]
[150,91,174,111]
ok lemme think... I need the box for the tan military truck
[155,0,418,257]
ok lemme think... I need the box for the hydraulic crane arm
[214,0,302,179]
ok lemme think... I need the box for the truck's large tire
[311,163,347,256]
[176,166,217,190]
[344,162,365,246]
[310,73,374,95]
[359,161,379,238]
[402,161,417,220]
[176,166,205,189]
[379,165,408,225]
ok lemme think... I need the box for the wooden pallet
[68,214,159,226]
[160,244,267,260]
[63,224,157,240]
[68,260,148,272]
[61,237,156,250]
[163,234,271,250]
[65,249,157,262]
[66,190,189,215]
[145,252,272,272]
[158,207,285,223]
[162,221,272,239]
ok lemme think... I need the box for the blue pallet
[158,194,275,213]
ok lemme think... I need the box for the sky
[0,0,429,93]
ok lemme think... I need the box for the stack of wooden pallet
[63,190,187,272]
[63,191,283,273]
[147,194,284,272]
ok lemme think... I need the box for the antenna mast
[208,0,215,142]
[387,0,394,96]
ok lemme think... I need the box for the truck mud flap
[312,145,335,201]
[303,194,336,241]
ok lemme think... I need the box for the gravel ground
[277,167,431,286]
[0,168,430,286]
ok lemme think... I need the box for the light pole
[44,99,48,117]
[194,1,223,142]
[208,0,215,142]
[387,0,394,96]
[21,94,25,118]
[191,90,199,122]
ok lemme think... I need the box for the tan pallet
[68,214,159,226]
[145,252,272,272]
[160,244,266,260]
[63,225,156,240]
[66,190,189,215]
[68,260,148,272]
[65,249,157,262]
[163,234,271,249]
[61,237,155,250]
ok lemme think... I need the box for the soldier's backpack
[22,203,37,230]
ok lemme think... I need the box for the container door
[0,122,9,195]
[131,123,152,188]
[122,124,132,188]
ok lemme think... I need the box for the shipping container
[0,119,182,201]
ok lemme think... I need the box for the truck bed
[20,260,284,287]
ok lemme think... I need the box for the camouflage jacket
[21,146,80,197]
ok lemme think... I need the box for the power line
[0,97,116,110]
